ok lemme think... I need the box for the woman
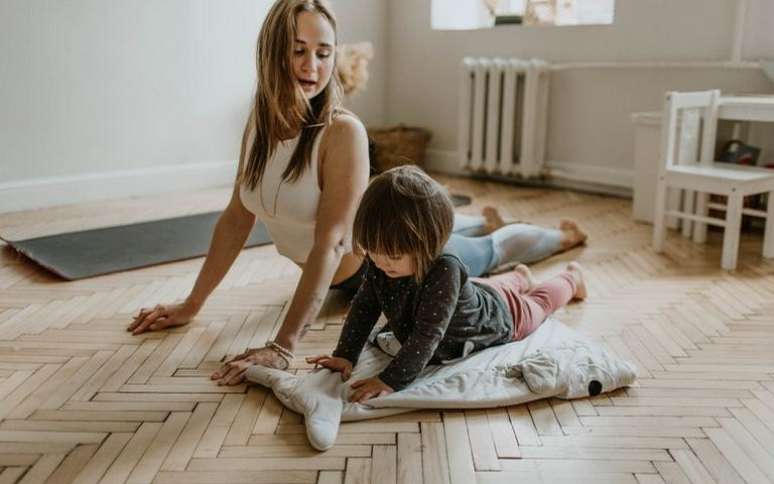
[127,0,586,385]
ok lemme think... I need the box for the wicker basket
[367,125,432,172]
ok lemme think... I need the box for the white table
[718,95,774,123]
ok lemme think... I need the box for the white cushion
[246,318,636,450]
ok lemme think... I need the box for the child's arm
[331,265,382,366]
[377,259,462,391]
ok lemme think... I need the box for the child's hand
[349,376,394,403]
[305,355,353,381]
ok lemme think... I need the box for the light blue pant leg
[452,213,487,237]
[445,224,564,277]
[490,224,563,266]
[444,233,496,277]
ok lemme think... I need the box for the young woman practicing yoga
[127,0,586,385]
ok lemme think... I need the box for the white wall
[743,0,774,60]
[385,0,774,189]
[0,0,387,211]
[3,0,771,212]
[1,0,270,183]
[334,0,388,127]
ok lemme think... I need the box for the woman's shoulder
[318,109,370,174]
[325,109,367,141]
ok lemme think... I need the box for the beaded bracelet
[266,340,295,361]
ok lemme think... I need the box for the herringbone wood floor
[1,176,773,484]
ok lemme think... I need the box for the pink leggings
[473,271,577,341]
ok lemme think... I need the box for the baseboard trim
[2,153,636,213]
[424,149,633,197]
[0,160,237,214]
[547,161,633,189]
[424,149,467,176]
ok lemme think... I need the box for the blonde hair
[353,166,454,282]
[241,0,344,189]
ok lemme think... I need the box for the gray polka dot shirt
[332,254,513,391]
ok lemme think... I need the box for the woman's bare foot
[514,264,536,293]
[559,220,588,251]
[566,262,587,301]
[482,206,506,235]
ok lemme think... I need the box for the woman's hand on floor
[349,376,394,403]
[211,347,289,385]
[127,302,197,335]
[306,355,353,381]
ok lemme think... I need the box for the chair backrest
[660,90,720,172]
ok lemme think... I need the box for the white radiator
[458,57,550,178]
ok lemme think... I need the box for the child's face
[369,253,415,278]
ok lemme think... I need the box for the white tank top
[239,125,327,264]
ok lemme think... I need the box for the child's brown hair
[353,166,454,282]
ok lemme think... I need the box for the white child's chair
[652,90,774,270]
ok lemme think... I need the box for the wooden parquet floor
[1,176,773,484]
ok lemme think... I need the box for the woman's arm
[129,114,256,334]
[274,114,370,349]
[330,263,382,365]
[181,183,256,309]
[212,114,370,384]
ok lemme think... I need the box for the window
[431,0,615,30]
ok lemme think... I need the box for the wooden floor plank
[669,448,717,484]
[685,438,745,484]
[421,422,450,484]
[716,417,774,480]
[485,408,520,458]
[0,468,28,484]
[193,394,244,458]
[153,470,317,483]
[45,444,99,484]
[506,404,541,446]
[463,410,499,471]
[98,422,162,484]
[17,452,66,484]
[704,427,771,484]
[397,433,423,484]
[371,446,397,484]
[125,411,191,483]
[71,432,133,484]
[442,412,474,484]
[161,402,218,471]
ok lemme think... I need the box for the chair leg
[764,192,774,259]
[693,192,709,244]
[666,188,681,230]
[721,192,743,270]
[682,189,694,238]
[653,178,668,253]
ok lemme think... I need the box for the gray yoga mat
[1,193,471,281]
[1,212,272,280]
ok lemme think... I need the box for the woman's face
[292,11,335,99]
